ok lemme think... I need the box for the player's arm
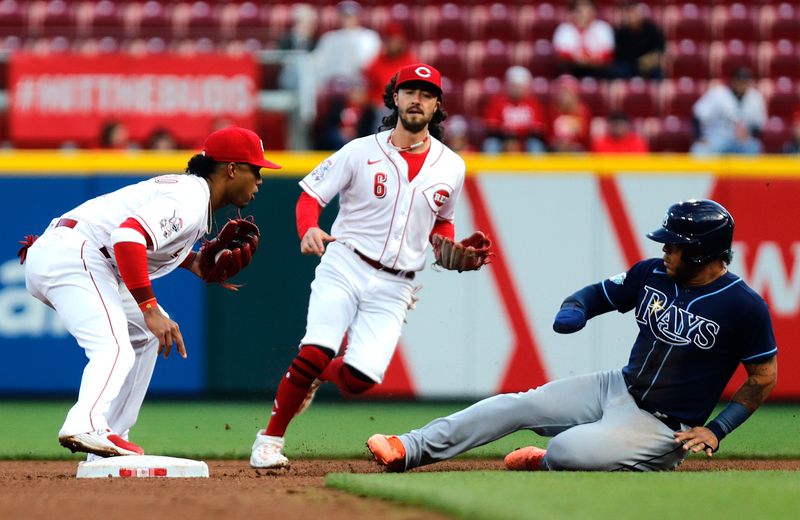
[674,356,777,457]
[296,192,335,257]
[552,283,616,334]
[112,218,186,359]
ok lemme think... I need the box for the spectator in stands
[553,0,614,78]
[591,110,648,153]
[481,66,547,153]
[314,78,377,151]
[312,1,380,91]
[782,111,800,154]
[691,67,766,156]
[98,121,133,150]
[363,22,418,110]
[446,115,474,153]
[548,75,591,152]
[147,128,179,151]
[613,1,665,79]
[279,4,318,52]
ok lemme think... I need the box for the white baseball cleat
[59,429,144,457]
[250,430,290,469]
[295,379,323,417]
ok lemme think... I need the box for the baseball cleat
[367,434,406,472]
[250,430,290,469]
[59,429,144,457]
[295,379,323,417]
[504,446,547,471]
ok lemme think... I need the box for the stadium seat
[710,40,757,80]
[712,3,758,42]
[423,3,469,42]
[659,77,704,119]
[761,116,791,154]
[525,3,560,41]
[473,3,519,42]
[663,3,710,43]
[468,39,512,79]
[184,1,217,40]
[86,0,124,39]
[137,1,171,39]
[231,2,264,41]
[759,40,800,80]
[611,78,657,119]
[764,77,800,120]
[578,77,609,118]
[440,76,465,117]
[37,0,76,38]
[523,39,557,79]
[761,3,800,42]
[421,39,467,83]
[665,40,710,79]
[0,0,26,38]
[647,116,694,153]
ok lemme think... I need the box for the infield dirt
[2,459,798,520]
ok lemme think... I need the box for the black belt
[353,248,415,280]
[633,396,684,431]
[56,218,111,259]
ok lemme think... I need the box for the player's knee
[287,345,335,388]
[339,364,376,394]
[544,436,604,471]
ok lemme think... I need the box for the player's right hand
[143,307,187,359]
[553,303,587,334]
[301,227,336,257]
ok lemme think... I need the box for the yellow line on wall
[0,151,798,177]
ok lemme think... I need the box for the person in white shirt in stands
[691,67,767,156]
[553,0,615,78]
[312,1,380,91]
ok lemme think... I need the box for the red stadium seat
[87,0,124,39]
[37,0,76,38]
[663,4,710,43]
[578,77,609,118]
[761,3,800,42]
[0,0,26,38]
[611,77,658,118]
[761,116,792,154]
[473,3,519,42]
[764,77,800,120]
[526,3,560,41]
[440,76,465,117]
[759,40,800,80]
[231,2,264,41]
[659,77,704,119]
[665,40,710,80]
[712,3,758,42]
[710,40,757,80]
[424,39,467,83]
[137,1,171,39]
[647,116,694,153]
[523,39,557,80]
[424,3,469,42]
[469,39,512,79]
[184,1,218,40]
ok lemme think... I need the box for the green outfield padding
[326,471,800,520]
[0,401,798,460]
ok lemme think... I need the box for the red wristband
[138,298,158,312]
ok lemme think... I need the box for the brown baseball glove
[432,231,494,272]
[199,218,260,288]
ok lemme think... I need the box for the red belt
[353,248,414,280]
[56,218,111,259]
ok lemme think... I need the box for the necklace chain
[388,131,429,152]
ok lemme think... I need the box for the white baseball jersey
[61,174,210,279]
[553,20,614,61]
[300,130,465,272]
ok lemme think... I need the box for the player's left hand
[673,426,719,457]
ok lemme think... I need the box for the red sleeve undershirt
[113,218,159,312]
[296,192,323,239]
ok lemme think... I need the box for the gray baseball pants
[399,370,689,471]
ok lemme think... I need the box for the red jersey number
[374,172,387,199]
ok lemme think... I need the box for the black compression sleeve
[562,283,616,319]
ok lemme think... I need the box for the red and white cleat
[504,446,547,471]
[367,434,407,472]
[59,429,144,457]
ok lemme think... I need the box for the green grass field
[2,401,798,519]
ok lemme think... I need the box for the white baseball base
[76,455,209,479]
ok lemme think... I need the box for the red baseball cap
[395,63,443,94]
[202,127,281,170]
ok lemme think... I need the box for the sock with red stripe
[265,345,333,437]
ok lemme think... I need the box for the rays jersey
[599,258,777,426]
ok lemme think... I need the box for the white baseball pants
[24,224,160,439]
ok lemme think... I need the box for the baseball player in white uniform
[19,127,280,458]
[250,63,481,468]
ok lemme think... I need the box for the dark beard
[399,111,430,133]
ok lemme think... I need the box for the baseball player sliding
[18,127,279,458]
[368,199,778,472]
[250,63,492,469]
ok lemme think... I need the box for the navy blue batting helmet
[647,199,734,265]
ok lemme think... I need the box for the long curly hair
[378,75,448,141]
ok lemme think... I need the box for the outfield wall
[1,153,797,400]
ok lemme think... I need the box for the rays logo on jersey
[311,159,333,181]
[160,211,184,239]
[634,286,720,349]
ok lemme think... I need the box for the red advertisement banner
[9,53,258,148]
